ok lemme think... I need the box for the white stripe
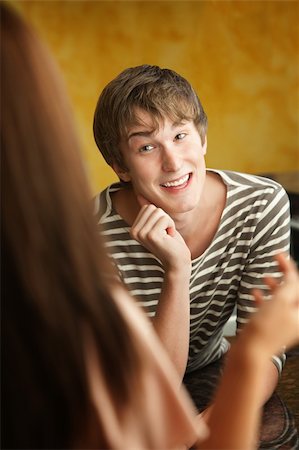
[251,193,289,246]
[237,304,257,313]
[125,276,163,284]
[105,239,138,247]
[93,194,100,215]
[190,281,239,297]
[101,214,123,224]
[120,264,164,272]
[110,252,158,260]
[190,304,234,320]
[102,226,130,235]
[138,300,159,308]
[132,288,161,296]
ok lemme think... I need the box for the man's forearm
[152,269,190,380]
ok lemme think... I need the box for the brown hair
[1,4,141,448]
[93,64,208,171]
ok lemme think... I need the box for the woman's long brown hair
[1,4,141,448]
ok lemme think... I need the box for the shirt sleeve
[236,184,290,374]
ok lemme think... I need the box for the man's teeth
[162,174,189,187]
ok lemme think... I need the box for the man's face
[115,108,207,216]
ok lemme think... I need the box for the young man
[93,65,294,444]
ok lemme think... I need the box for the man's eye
[139,144,154,153]
[175,133,186,141]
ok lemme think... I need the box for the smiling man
[93,65,295,446]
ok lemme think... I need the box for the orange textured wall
[13,1,299,194]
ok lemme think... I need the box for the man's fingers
[166,227,175,237]
[131,206,175,242]
[132,204,156,231]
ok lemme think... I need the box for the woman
[1,3,298,449]
[0,4,203,448]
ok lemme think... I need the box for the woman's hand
[245,254,299,357]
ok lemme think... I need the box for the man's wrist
[164,264,191,281]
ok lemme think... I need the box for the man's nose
[161,145,182,172]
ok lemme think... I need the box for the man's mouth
[161,173,191,188]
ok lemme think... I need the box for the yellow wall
[12,0,299,195]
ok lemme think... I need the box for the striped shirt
[95,170,290,374]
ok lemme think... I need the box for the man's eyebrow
[127,129,155,140]
[127,120,189,140]
[172,119,188,128]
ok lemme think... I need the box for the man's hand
[130,195,191,273]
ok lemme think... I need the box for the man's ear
[202,135,207,155]
[112,162,131,182]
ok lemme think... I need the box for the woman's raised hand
[245,254,299,356]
